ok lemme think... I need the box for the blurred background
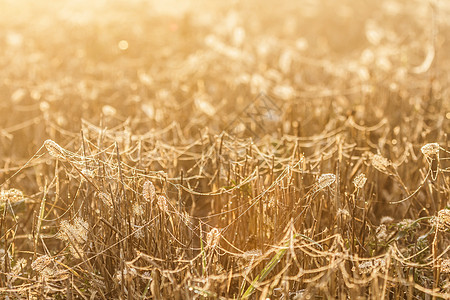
[0,0,449,174]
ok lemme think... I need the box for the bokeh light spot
[118,40,129,51]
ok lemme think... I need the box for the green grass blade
[241,234,297,299]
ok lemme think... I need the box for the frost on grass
[353,173,367,189]
[12,258,27,275]
[429,209,450,232]
[0,249,10,265]
[315,173,336,192]
[397,219,417,232]
[243,249,263,260]
[142,180,156,203]
[0,188,24,203]
[380,216,394,224]
[31,255,53,273]
[371,154,390,173]
[206,227,221,249]
[337,208,350,218]
[2,1,450,299]
[98,192,113,209]
[358,258,386,274]
[376,224,388,242]
[0,188,25,212]
[58,217,89,258]
[115,266,137,285]
[157,195,169,212]
[44,139,67,161]
[421,143,440,157]
[31,255,64,279]
[441,259,450,273]
[132,202,144,216]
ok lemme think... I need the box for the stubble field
[0,0,449,299]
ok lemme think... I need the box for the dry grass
[0,0,450,299]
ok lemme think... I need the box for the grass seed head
[421,143,440,157]
[430,209,450,231]
[353,173,367,189]
[316,173,336,191]
[44,139,67,161]
[358,258,386,274]
[441,259,450,273]
[98,192,113,209]
[397,219,417,231]
[371,154,390,172]
[115,266,137,284]
[81,168,95,179]
[206,227,221,249]
[337,208,350,218]
[0,188,24,203]
[133,225,144,239]
[132,202,144,216]
[142,180,156,203]
[58,217,89,245]
[102,105,117,117]
[0,249,10,265]
[12,258,27,275]
[380,216,394,224]
[376,224,388,241]
[157,195,169,212]
[31,255,53,273]
[243,249,262,260]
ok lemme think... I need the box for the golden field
[0,0,449,299]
